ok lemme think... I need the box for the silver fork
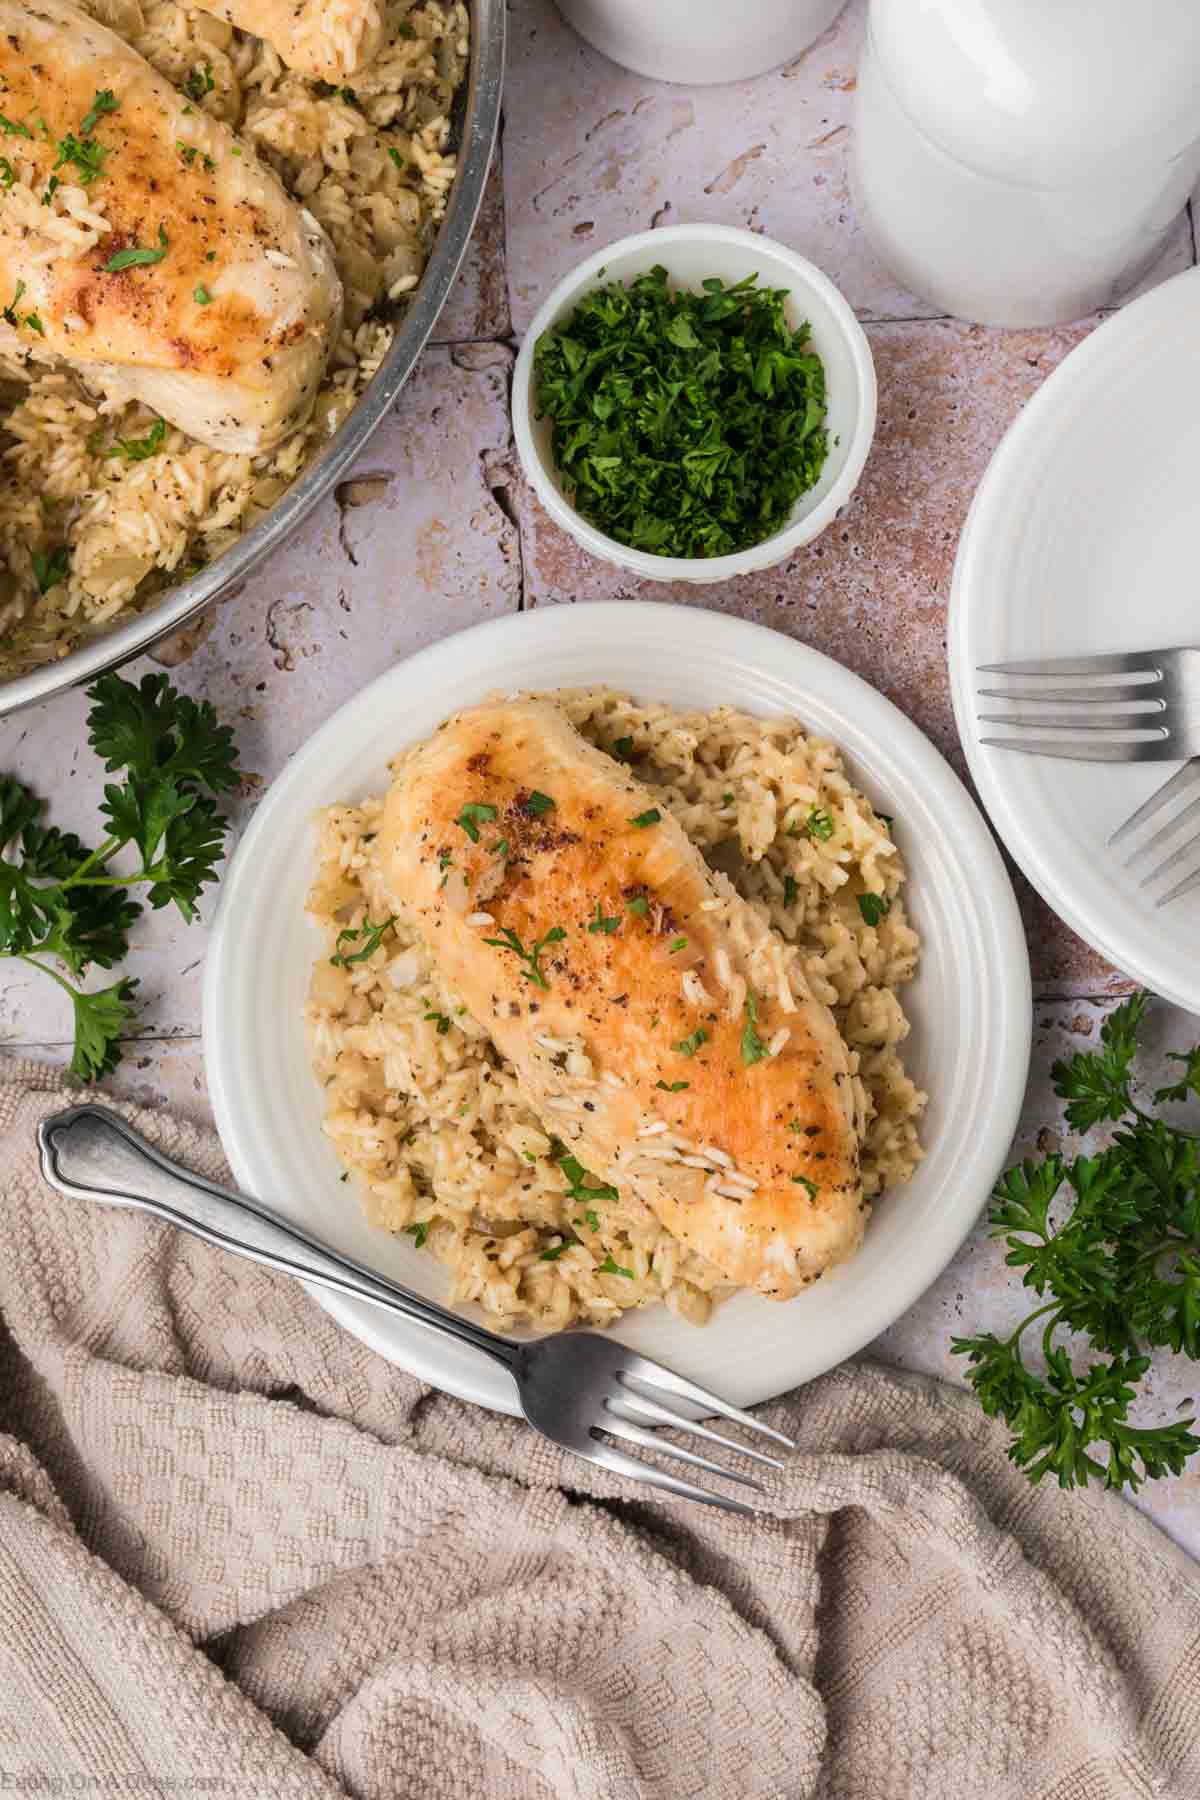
[38,1105,793,1515]
[977,646,1200,907]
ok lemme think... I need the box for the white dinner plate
[204,602,1030,1415]
[950,265,1200,1011]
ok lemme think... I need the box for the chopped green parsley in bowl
[512,224,876,585]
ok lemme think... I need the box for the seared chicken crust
[0,0,342,452]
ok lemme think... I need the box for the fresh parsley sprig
[952,993,1200,1493]
[0,673,239,1078]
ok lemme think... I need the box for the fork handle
[37,1104,519,1374]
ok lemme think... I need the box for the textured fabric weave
[1,1058,1199,1799]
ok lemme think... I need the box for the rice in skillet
[0,0,467,674]
[305,691,927,1333]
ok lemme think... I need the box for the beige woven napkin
[2,1060,1199,1799]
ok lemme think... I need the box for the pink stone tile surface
[503,0,1193,332]
[1,0,1196,1550]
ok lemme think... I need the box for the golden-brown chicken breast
[377,698,866,1300]
[188,0,384,81]
[0,0,342,453]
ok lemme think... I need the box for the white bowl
[554,0,847,86]
[511,225,877,586]
[204,602,1030,1417]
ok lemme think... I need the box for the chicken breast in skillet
[188,0,384,81]
[0,0,342,453]
[377,698,866,1300]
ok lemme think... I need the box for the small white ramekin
[511,224,877,586]
[553,0,847,86]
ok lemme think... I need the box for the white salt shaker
[852,0,1200,327]
[554,0,846,86]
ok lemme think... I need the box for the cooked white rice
[0,0,468,673]
[304,689,927,1333]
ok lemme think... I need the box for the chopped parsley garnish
[556,1149,619,1203]
[792,806,833,841]
[629,808,661,829]
[626,895,648,916]
[0,158,14,188]
[2,281,40,335]
[788,1119,805,1135]
[177,144,215,174]
[539,1240,573,1262]
[193,285,212,305]
[424,1010,451,1035]
[456,800,497,842]
[588,900,620,934]
[613,736,635,761]
[104,225,169,273]
[54,132,109,187]
[482,923,565,990]
[597,1254,634,1279]
[387,145,405,171]
[579,1208,600,1233]
[184,63,215,103]
[31,546,69,593]
[526,790,555,815]
[533,264,828,560]
[857,893,891,928]
[669,936,688,953]
[877,813,894,829]
[783,875,798,909]
[106,417,166,462]
[330,914,395,967]
[52,94,120,191]
[493,837,509,860]
[0,113,32,139]
[674,1026,708,1057]
[656,1079,689,1092]
[741,990,769,1066]
[404,1220,429,1249]
[791,1174,818,1199]
[41,176,60,206]
[80,90,119,136]
[437,848,453,885]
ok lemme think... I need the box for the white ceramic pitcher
[852,0,1200,326]
[554,0,846,85]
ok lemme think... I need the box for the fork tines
[1109,758,1200,907]
[591,1356,796,1514]
[976,647,1175,763]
